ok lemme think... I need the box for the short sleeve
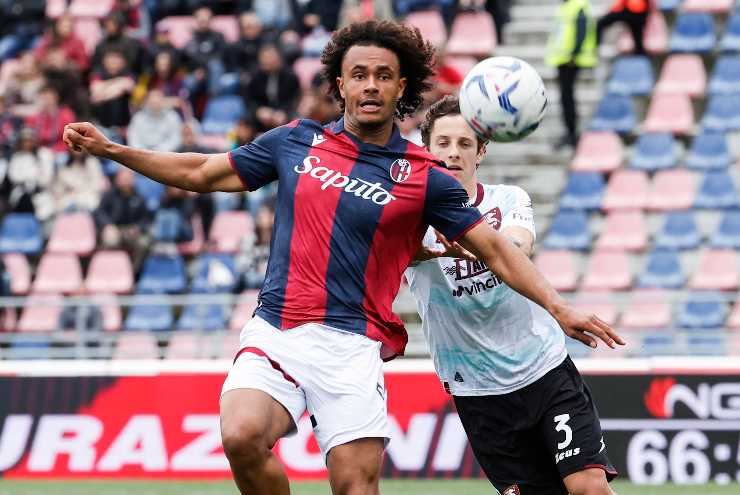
[501,186,536,239]
[227,124,294,191]
[423,166,484,242]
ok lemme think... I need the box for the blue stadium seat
[559,173,605,211]
[6,334,52,360]
[124,304,173,332]
[676,293,728,329]
[543,210,591,251]
[202,95,247,135]
[629,133,679,171]
[212,191,242,212]
[669,13,716,53]
[191,253,238,293]
[177,304,227,331]
[709,55,740,95]
[152,209,186,243]
[606,56,654,96]
[686,332,727,356]
[134,174,165,211]
[710,209,740,248]
[638,249,685,289]
[137,254,187,293]
[655,212,702,250]
[720,13,740,52]
[641,334,677,356]
[701,95,740,132]
[694,171,738,209]
[0,213,43,254]
[589,94,636,133]
[685,131,733,171]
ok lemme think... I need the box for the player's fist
[63,122,111,157]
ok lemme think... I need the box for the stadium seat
[211,16,239,43]
[629,132,680,172]
[177,303,227,331]
[124,303,173,332]
[655,211,702,250]
[711,210,740,248]
[581,250,632,291]
[0,213,42,254]
[229,290,261,331]
[535,250,579,292]
[720,12,740,52]
[32,253,83,294]
[178,215,205,256]
[46,0,66,18]
[2,253,30,294]
[685,131,733,171]
[152,208,187,243]
[602,170,649,211]
[654,54,706,97]
[676,293,728,329]
[570,132,623,172]
[73,18,103,56]
[694,171,738,209]
[91,294,122,332]
[643,93,694,135]
[647,169,697,211]
[658,0,682,11]
[69,0,114,17]
[17,295,63,332]
[728,297,740,329]
[543,210,592,251]
[137,254,187,294]
[606,56,654,96]
[405,10,447,47]
[559,172,605,210]
[209,211,255,253]
[218,332,242,359]
[446,11,496,57]
[573,292,618,326]
[637,249,685,288]
[641,333,678,355]
[620,289,672,329]
[708,56,740,95]
[618,11,669,54]
[113,332,159,360]
[687,332,727,356]
[157,16,239,49]
[6,334,52,359]
[191,253,238,293]
[293,57,322,91]
[597,211,648,252]
[46,212,96,256]
[202,95,247,135]
[134,174,165,211]
[85,250,134,294]
[447,56,478,76]
[689,249,739,290]
[588,94,636,134]
[683,0,733,13]
[669,13,716,53]
[166,332,204,359]
[701,94,740,132]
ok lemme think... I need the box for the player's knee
[566,468,612,495]
[220,416,271,465]
[331,469,379,495]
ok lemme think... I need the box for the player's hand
[63,122,111,156]
[552,303,626,349]
[414,231,478,262]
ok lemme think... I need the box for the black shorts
[453,356,617,495]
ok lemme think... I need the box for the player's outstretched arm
[62,122,244,193]
[458,222,625,349]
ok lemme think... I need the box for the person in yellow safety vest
[597,0,650,55]
[546,0,597,150]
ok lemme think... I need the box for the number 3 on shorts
[553,413,572,450]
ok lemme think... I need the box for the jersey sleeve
[423,166,484,242]
[500,186,536,239]
[227,124,294,191]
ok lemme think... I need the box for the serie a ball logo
[389,158,412,183]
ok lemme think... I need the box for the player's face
[428,114,484,188]
[337,45,406,129]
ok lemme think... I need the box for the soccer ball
[459,56,548,143]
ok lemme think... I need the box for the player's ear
[337,76,345,99]
[397,77,407,99]
[476,141,487,168]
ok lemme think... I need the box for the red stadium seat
[620,289,672,329]
[210,211,254,253]
[683,0,734,13]
[581,250,633,291]
[643,93,694,134]
[597,211,648,252]
[574,291,618,326]
[157,16,238,50]
[167,332,203,359]
[446,56,478,77]
[405,10,447,47]
[32,253,83,294]
[211,16,239,43]
[113,333,159,360]
[2,253,30,294]
[85,250,134,294]
[571,132,623,172]
[73,18,103,56]
[689,249,739,290]
[535,250,579,292]
[728,297,740,329]
[47,212,96,256]
[647,169,697,211]
[618,11,668,55]
[46,0,67,18]
[446,12,496,57]
[229,290,260,332]
[654,54,707,97]
[17,294,63,332]
[69,0,115,18]
[293,57,323,91]
[602,170,649,211]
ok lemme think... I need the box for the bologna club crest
[389,158,412,183]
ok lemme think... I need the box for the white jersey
[405,183,567,396]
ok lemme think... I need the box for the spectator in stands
[39,45,88,117]
[111,0,152,41]
[52,149,106,213]
[485,0,513,45]
[34,14,89,72]
[237,198,275,289]
[91,12,144,75]
[0,0,45,62]
[25,85,76,154]
[157,186,196,243]
[6,127,54,219]
[183,6,227,100]
[243,44,300,131]
[90,50,136,131]
[597,0,649,55]
[229,117,257,148]
[147,23,182,68]
[128,89,183,152]
[58,302,104,333]
[0,95,21,159]
[177,121,215,236]
[226,12,268,81]
[299,0,343,33]
[2,52,46,118]
[251,0,295,31]
[297,73,341,124]
[546,0,597,150]
[425,48,463,105]
[132,51,185,109]
[338,0,395,27]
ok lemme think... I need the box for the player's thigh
[326,437,385,495]
[563,467,615,495]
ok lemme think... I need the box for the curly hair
[320,20,436,119]
[420,95,487,152]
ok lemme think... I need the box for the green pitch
[0,480,738,495]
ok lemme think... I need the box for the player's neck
[462,179,477,203]
[343,114,394,147]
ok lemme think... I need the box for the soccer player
[406,95,620,495]
[64,20,622,495]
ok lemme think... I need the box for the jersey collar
[470,183,485,207]
[330,117,406,152]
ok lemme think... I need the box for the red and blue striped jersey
[228,118,483,360]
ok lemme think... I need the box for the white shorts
[221,316,390,456]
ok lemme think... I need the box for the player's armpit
[502,226,534,258]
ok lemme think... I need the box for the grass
[0,480,738,495]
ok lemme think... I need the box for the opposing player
[406,95,621,495]
[64,20,621,495]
